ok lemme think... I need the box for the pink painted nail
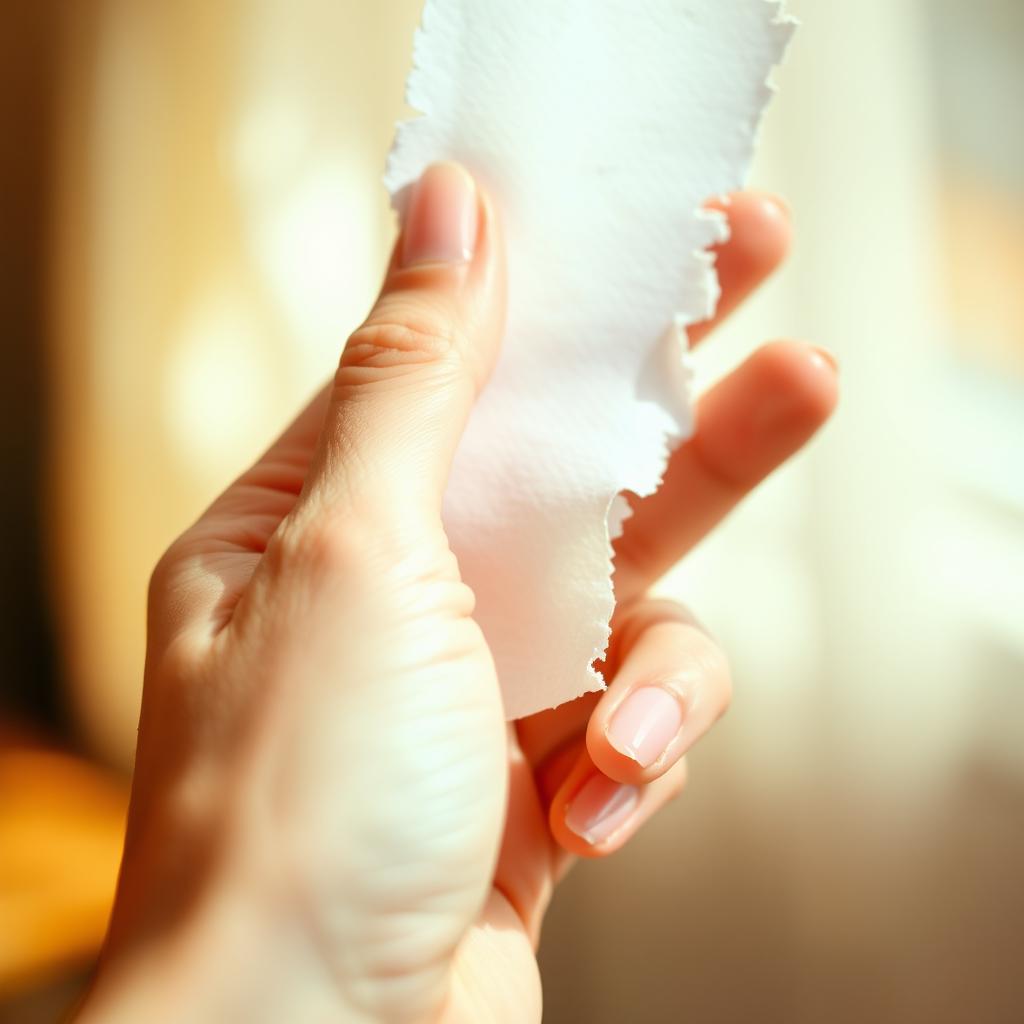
[400,162,478,267]
[607,687,683,768]
[565,776,640,846]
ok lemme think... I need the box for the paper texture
[386,1,794,719]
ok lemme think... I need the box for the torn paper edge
[583,2,797,706]
[385,0,798,717]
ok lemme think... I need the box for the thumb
[298,162,506,526]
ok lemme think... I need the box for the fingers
[587,599,730,785]
[541,598,728,858]
[295,163,507,526]
[549,752,690,859]
[689,191,791,347]
[615,340,839,594]
[288,185,777,529]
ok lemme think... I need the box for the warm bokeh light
[1,0,1020,1020]
[0,738,127,997]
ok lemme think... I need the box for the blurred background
[1,0,1022,1020]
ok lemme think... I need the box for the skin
[76,168,837,1023]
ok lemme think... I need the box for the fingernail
[401,162,478,267]
[565,776,640,846]
[811,346,839,372]
[607,687,684,768]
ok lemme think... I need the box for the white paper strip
[386,0,795,719]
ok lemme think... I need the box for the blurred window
[928,0,1024,380]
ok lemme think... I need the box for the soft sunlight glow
[163,289,276,482]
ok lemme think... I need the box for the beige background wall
[45,1,1024,1020]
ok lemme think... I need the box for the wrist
[77,876,359,1024]
[76,765,366,1024]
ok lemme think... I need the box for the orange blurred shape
[0,732,127,997]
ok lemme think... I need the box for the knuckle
[613,596,700,655]
[266,509,395,588]
[148,543,184,607]
[151,630,203,692]
[341,312,463,381]
[267,516,364,577]
[145,542,210,658]
[640,596,699,626]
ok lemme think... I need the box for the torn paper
[386,0,795,719]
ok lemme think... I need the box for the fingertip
[398,162,479,269]
[712,189,792,274]
[561,773,642,857]
[753,339,840,430]
[585,723,647,788]
[691,339,839,492]
[689,191,792,346]
[548,751,633,859]
[549,755,690,859]
[304,164,507,520]
[586,687,684,787]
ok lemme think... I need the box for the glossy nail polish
[607,687,683,768]
[565,776,640,845]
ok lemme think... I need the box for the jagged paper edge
[588,2,798,702]
[385,0,797,717]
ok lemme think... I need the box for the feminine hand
[79,165,837,1023]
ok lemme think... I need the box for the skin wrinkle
[77,178,837,1023]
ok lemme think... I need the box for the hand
[78,166,837,1023]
